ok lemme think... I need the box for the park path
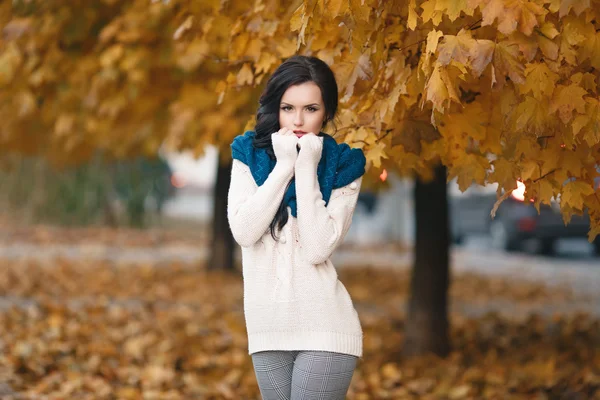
[0,241,598,318]
[0,241,597,294]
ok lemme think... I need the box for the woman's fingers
[275,128,292,136]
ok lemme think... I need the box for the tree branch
[466,18,483,30]
[533,168,557,183]
[376,129,393,142]
[390,39,426,53]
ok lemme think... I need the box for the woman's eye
[306,107,317,112]
[281,106,292,111]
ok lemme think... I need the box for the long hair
[252,55,339,240]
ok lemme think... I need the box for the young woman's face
[279,81,326,139]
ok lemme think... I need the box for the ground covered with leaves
[0,250,598,400]
[0,218,209,248]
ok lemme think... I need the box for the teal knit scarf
[230,130,366,218]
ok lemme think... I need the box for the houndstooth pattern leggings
[251,350,358,400]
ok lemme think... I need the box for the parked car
[449,176,600,256]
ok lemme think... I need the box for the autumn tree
[3,0,600,356]
[1,1,259,269]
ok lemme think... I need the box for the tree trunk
[208,152,235,271]
[403,164,450,358]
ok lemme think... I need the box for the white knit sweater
[227,157,363,358]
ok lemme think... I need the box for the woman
[227,55,366,400]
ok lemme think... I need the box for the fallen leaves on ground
[0,221,411,255]
[0,259,598,399]
[0,219,208,248]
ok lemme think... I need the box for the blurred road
[0,233,598,321]
[163,186,213,221]
[0,237,598,295]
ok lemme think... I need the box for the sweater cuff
[294,155,318,173]
[274,159,296,177]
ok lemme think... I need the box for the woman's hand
[271,128,299,170]
[296,132,323,170]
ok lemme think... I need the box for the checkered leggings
[251,350,357,400]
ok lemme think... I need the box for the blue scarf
[230,130,366,217]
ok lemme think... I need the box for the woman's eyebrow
[280,102,321,107]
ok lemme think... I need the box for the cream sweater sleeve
[227,159,294,248]
[295,163,363,265]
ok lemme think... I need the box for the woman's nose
[294,111,303,126]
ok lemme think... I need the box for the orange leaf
[236,63,254,86]
[493,41,525,85]
[549,84,587,124]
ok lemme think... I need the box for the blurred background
[11,144,593,256]
[5,146,599,257]
[1,1,600,399]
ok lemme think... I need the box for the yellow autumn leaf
[520,63,559,100]
[100,44,124,68]
[570,72,596,91]
[437,30,474,66]
[571,97,600,146]
[510,31,539,62]
[420,0,444,26]
[490,158,520,192]
[177,38,209,72]
[0,42,24,86]
[561,154,584,185]
[521,178,554,213]
[538,33,558,60]
[478,0,546,35]
[407,0,418,30]
[448,384,471,399]
[539,22,559,39]
[558,0,590,18]
[561,180,595,210]
[438,0,472,21]
[366,141,388,168]
[580,31,600,69]
[549,84,587,124]
[449,153,489,191]
[470,39,495,77]
[534,179,556,210]
[236,63,254,86]
[290,2,310,49]
[441,101,488,142]
[514,96,550,132]
[425,65,450,114]
[436,29,494,78]
[246,38,265,62]
[317,46,342,65]
[338,51,372,102]
[55,114,76,137]
[493,41,525,85]
[588,223,600,241]
[173,15,194,40]
[426,30,444,55]
[290,3,305,32]
[255,52,278,74]
[275,38,297,58]
[349,0,371,22]
[326,0,346,18]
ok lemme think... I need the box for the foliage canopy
[2,0,600,238]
